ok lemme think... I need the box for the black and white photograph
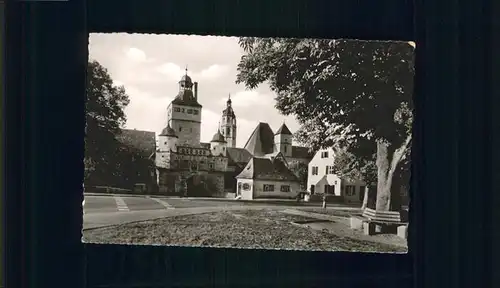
[82,34,414,253]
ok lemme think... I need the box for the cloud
[156,62,185,81]
[122,85,173,133]
[200,109,221,143]
[124,47,147,62]
[157,63,230,82]
[199,64,229,80]
[221,90,274,108]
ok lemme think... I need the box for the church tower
[220,94,237,148]
[274,122,293,158]
[166,68,202,146]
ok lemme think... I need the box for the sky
[89,33,301,147]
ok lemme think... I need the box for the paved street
[82,194,361,231]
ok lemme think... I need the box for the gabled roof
[275,123,292,135]
[116,129,156,158]
[291,146,313,159]
[227,147,253,166]
[264,151,288,166]
[243,122,275,156]
[171,89,202,108]
[236,157,300,182]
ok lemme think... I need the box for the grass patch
[83,209,406,253]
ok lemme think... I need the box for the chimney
[194,82,198,100]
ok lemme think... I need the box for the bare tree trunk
[361,186,370,210]
[375,135,411,211]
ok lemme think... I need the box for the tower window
[179,127,182,132]
[284,146,287,153]
[164,142,167,145]
[193,110,198,115]
[187,109,193,114]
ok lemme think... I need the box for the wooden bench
[361,208,407,236]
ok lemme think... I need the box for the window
[321,151,329,158]
[174,107,180,112]
[310,185,315,194]
[164,142,167,145]
[312,166,319,175]
[284,146,287,153]
[263,184,275,192]
[193,110,199,115]
[345,185,356,196]
[190,162,197,171]
[242,183,251,191]
[226,127,230,136]
[187,109,192,114]
[208,163,214,170]
[326,166,335,174]
[324,185,335,194]
[179,127,182,132]
[181,108,185,113]
[280,185,290,192]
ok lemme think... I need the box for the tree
[85,60,130,186]
[236,39,414,211]
[289,162,309,190]
[330,149,377,209]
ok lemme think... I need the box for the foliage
[83,157,96,181]
[289,161,309,190]
[331,149,377,186]
[237,38,414,151]
[236,38,414,211]
[85,60,130,186]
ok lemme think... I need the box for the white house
[307,148,367,204]
[235,154,301,200]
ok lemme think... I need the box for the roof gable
[243,122,275,156]
[275,123,292,135]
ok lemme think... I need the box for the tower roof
[243,122,275,156]
[159,124,178,138]
[172,89,202,107]
[211,129,227,143]
[222,94,235,117]
[275,123,292,135]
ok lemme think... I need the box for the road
[82,194,360,231]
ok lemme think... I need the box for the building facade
[153,71,313,199]
[236,154,301,200]
[155,72,229,196]
[307,148,410,205]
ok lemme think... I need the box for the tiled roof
[227,147,253,165]
[116,129,156,157]
[291,146,313,159]
[236,157,300,182]
[275,123,292,135]
[171,89,202,108]
[243,122,275,156]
